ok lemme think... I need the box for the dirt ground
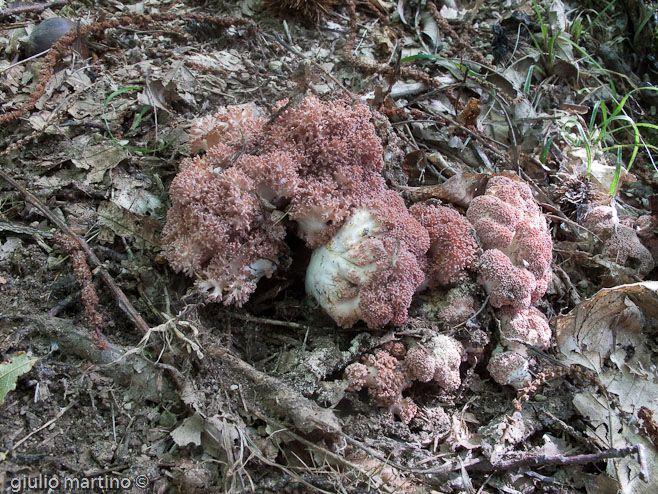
[1,0,658,493]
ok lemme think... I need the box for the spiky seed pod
[263,0,338,22]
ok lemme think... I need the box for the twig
[0,220,53,238]
[48,290,79,316]
[21,314,180,403]
[541,409,591,448]
[207,342,342,435]
[0,169,151,336]
[13,401,76,450]
[224,310,319,332]
[1,49,52,73]
[247,409,393,493]
[0,0,69,18]
[544,213,597,239]
[468,445,649,482]
[262,31,355,100]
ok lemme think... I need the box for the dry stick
[468,445,649,482]
[238,381,436,489]
[13,401,76,450]
[248,409,394,493]
[0,170,192,393]
[0,169,151,336]
[224,310,317,332]
[0,0,69,18]
[335,396,649,481]
[209,343,341,435]
[0,13,255,126]
[391,117,508,151]
[0,170,182,389]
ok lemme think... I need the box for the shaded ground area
[1,0,658,493]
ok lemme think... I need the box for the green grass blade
[523,65,538,94]
[103,86,173,154]
[609,147,622,195]
[588,100,601,132]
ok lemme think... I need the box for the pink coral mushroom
[410,203,479,287]
[345,336,464,423]
[162,154,291,306]
[487,307,551,388]
[581,204,655,277]
[498,306,551,350]
[467,176,553,308]
[345,350,409,406]
[487,351,530,389]
[403,335,465,392]
[605,225,655,276]
[305,192,429,329]
[262,96,389,248]
[188,103,265,154]
[345,349,416,423]
[477,249,535,309]
[164,95,430,321]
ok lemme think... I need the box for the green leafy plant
[579,0,617,38]
[569,15,584,44]
[527,0,563,76]
[403,3,657,197]
[102,86,173,154]
[400,53,485,80]
[541,117,592,174]
[0,352,37,405]
[589,88,658,192]
[530,1,657,195]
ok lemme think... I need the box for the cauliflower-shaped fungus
[467,176,553,308]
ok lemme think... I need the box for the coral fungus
[305,193,429,329]
[635,215,658,265]
[581,204,655,277]
[344,336,464,423]
[439,289,479,325]
[498,306,551,350]
[345,349,413,421]
[604,225,655,276]
[487,307,550,388]
[261,96,391,248]
[487,350,530,389]
[403,335,465,392]
[163,95,428,318]
[581,204,617,235]
[410,203,479,287]
[161,156,290,306]
[467,176,553,308]
[477,249,535,309]
[188,103,265,154]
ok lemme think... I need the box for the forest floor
[1,0,658,493]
